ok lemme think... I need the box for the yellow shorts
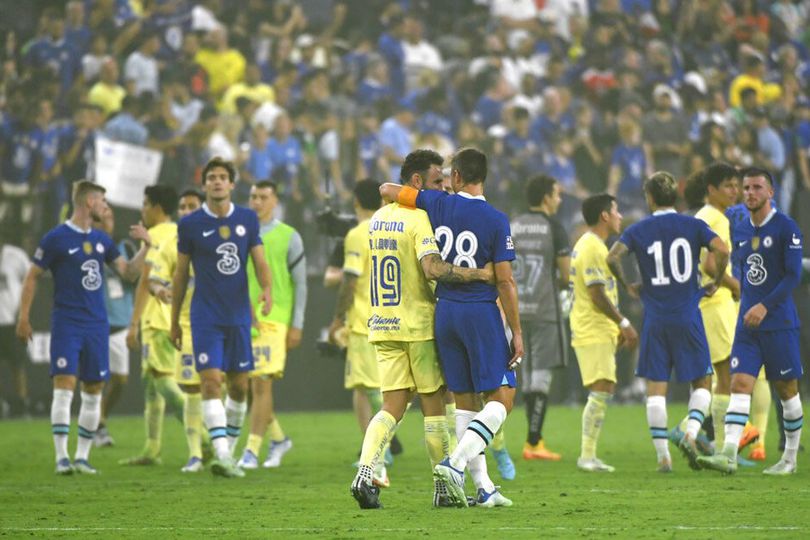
[374,339,444,394]
[142,327,175,376]
[573,342,617,387]
[701,301,737,364]
[175,324,199,386]
[345,332,380,389]
[251,321,288,379]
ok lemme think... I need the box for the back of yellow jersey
[143,221,177,331]
[570,231,619,347]
[368,203,439,342]
[151,229,194,328]
[695,204,732,307]
[343,219,372,335]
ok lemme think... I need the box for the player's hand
[15,318,32,343]
[481,262,496,284]
[126,324,140,350]
[170,323,182,351]
[627,282,641,299]
[328,318,344,345]
[727,278,741,302]
[618,324,639,350]
[507,331,524,371]
[743,303,768,328]
[155,286,172,304]
[286,327,303,350]
[129,221,151,246]
[260,288,272,317]
[703,283,719,298]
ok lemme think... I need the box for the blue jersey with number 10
[416,190,515,302]
[619,210,716,322]
[178,203,262,327]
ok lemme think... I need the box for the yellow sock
[247,433,263,455]
[445,402,458,452]
[268,418,285,442]
[751,377,770,443]
[423,416,449,468]
[155,376,186,423]
[711,393,730,449]
[359,410,397,467]
[491,427,506,451]
[183,393,203,459]
[144,376,165,457]
[581,391,608,460]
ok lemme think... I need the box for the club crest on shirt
[763,236,772,248]
[96,242,105,253]
[83,241,93,254]
[219,225,231,240]
[236,224,246,237]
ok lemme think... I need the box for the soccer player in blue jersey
[699,168,804,475]
[382,147,522,507]
[606,172,729,472]
[16,180,150,474]
[169,157,273,478]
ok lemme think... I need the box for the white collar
[203,202,234,218]
[750,207,777,228]
[65,219,91,234]
[652,208,677,216]
[457,191,486,201]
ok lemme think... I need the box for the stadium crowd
[2,0,810,450]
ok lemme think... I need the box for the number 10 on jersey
[370,255,401,307]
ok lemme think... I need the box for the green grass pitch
[0,404,807,539]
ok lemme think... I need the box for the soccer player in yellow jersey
[570,194,638,473]
[329,180,385,475]
[148,189,207,472]
[122,185,187,466]
[349,151,494,510]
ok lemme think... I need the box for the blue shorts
[636,316,713,383]
[191,323,254,373]
[731,327,803,381]
[435,299,516,394]
[50,320,110,382]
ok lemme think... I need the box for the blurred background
[2,0,810,417]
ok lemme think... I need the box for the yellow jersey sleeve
[343,225,367,277]
[579,239,612,288]
[696,205,732,305]
[345,220,371,335]
[141,222,177,331]
[570,233,618,347]
[411,209,440,261]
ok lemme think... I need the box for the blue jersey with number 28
[416,190,515,303]
[619,210,716,322]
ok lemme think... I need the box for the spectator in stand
[64,0,91,56]
[356,108,386,180]
[194,26,245,98]
[642,84,689,179]
[221,63,275,114]
[23,8,80,98]
[88,58,126,117]
[608,115,648,217]
[378,104,414,183]
[377,12,406,98]
[0,231,32,417]
[472,68,511,130]
[356,56,391,107]
[530,87,574,156]
[124,30,161,97]
[103,94,148,146]
[401,14,442,92]
[267,113,303,203]
[82,34,111,83]
[506,106,543,176]
[242,124,274,187]
[30,97,65,236]
[572,103,606,195]
[60,104,103,184]
[165,71,205,136]
[729,54,781,109]
[752,107,785,178]
[175,32,209,99]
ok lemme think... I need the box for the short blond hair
[72,179,106,205]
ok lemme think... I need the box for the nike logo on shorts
[239,361,250,368]
[100,370,108,377]
[780,368,792,375]
[203,230,215,237]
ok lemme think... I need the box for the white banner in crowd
[95,136,163,209]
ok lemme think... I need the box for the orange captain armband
[397,186,419,208]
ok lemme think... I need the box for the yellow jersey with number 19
[570,231,619,347]
[367,202,439,343]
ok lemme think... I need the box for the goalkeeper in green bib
[237,181,307,469]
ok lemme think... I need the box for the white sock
[722,393,751,458]
[75,392,101,461]
[781,394,803,464]
[225,396,248,456]
[646,396,669,461]
[455,409,495,491]
[51,389,73,463]
[685,388,711,439]
[203,398,229,459]
[454,409,476,441]
[449,401,507,470]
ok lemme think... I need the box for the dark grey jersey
[511,211,570,322]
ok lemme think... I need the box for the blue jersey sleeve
[761,220,803,311]
[33,231,56,270]
[177,217,192,255]
[103,233,121,264]
[696,219,718,248]
[415,189,446,214]
[248,211,262,248]
[618,223,638,253]
[492,212,516,263]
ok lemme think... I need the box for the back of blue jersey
[33,222,120,326]
[178,204,262,327]
[416,190,515,302]
[620,211,716,321]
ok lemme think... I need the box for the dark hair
[179,189,203,203]
[526,174,557,207]
[72,179,105,205]
[644,171,678,207]
[255,180,278,193]
[683,169,707,210]
[513,106,530,120]
[740,87,757,100]
[400,149,443,185]
[145,185,178,215]
[450,147,487,185]
[582,193,616,226]
[202,156,237,184]
[354,178,381,211]
[741,166,774,187]
[704,162,738,189]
